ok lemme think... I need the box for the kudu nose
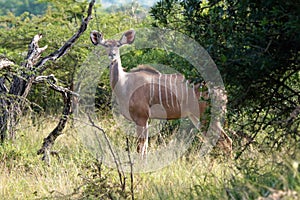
[108,52,117,60]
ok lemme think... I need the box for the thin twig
[87,114,126,189]
[34,74,79,97]
[126,138,134,200]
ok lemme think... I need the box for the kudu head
[90,30,136,61]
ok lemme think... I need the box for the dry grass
[0,116,299,199]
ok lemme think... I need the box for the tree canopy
[0,0,48,16]
[151,0,299,152]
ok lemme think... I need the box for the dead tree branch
[36,0,95,74]
[34,74,79,97]
[0,57,14,70]
[0,0,95,144]
[35,73,78,164]
[0,34,45,140]
[35,0,95,163]
[37,84,73,164]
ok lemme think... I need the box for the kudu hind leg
[189,114,233,157]
[189,114,207,134]
[210,121,233,157]
[136,123,149,158]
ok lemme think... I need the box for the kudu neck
[109,57,125,89]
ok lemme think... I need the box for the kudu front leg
[136,123,149,158]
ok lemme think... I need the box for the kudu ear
[119,30,135,46]
[90,30,105,46]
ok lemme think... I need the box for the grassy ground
[0,116,299,199]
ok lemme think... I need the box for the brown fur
[130,65,160,74]
[91,30,232,157]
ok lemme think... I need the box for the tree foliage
[0,0,91,113]
[0,0,48,16]
[0,0,151,113]
[150,0,300,152]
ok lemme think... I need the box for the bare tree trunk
[0,33,48,141]
[7,76,29,140]
[0,77,9,142]
[0,58,15,142]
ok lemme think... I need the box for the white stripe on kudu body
[90,29,232,158]
[158,73,162,106]
[148,73,193,113]
[164,74,169,107]
[150,76,154,104]
[172,74,178,106]
[170,74,175,108]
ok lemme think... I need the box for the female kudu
[90,30,232,157]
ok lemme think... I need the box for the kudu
[90,30,232,157]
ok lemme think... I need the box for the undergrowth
[0,117,299,199]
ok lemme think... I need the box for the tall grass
[0,116,299,199]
